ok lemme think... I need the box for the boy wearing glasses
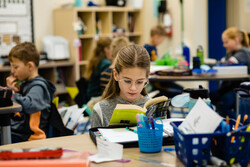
[91,45,151,128]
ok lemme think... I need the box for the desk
[149,74,250,82]
[0,134,184,167]
[0,103,22,145]
[0,134,249,167]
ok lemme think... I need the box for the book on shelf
[109,96,170,127]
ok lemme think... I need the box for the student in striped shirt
[100,36,130,93]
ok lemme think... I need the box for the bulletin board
[0,0,34,57]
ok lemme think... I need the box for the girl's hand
[6,75,20,92]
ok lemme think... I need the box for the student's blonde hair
[84,37,112,80]
[111,36,130,59]
[8,42,40,67]
[102,45,150,100]
[223,27,249,48]
[150,25,167,37]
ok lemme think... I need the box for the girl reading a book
[91,45,151,128]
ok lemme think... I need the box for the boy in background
[144,25,183,98]
[6,42,55,143]
[144,25,166,61]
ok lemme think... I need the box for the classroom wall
[33,0,207,59]
[33,0,74,51]
[143,0,208,62]
[227,0,250,32]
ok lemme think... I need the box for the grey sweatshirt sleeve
[12,85,50,114]
[91,103,103,128]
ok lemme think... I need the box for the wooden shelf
[54,7,143,81]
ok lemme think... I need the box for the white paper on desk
[98,127,138,143]
[89,137,123,163]
[62,105,78,125]
[178,98,223,134]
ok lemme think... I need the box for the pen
[149,116,155,129]
[163,147,175,156]
[126,127,137,133]
[227,123,250,137]
[142,115,150,129]
[231,115,241,143]
[136,113,142,127]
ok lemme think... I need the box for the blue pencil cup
[137,119,163,153]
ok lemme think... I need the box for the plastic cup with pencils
[137,117,163,153]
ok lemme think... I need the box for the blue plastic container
[171,120,250,167]
[137,119,163,153]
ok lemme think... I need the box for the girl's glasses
[118,78,148,88]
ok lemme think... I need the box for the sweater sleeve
[91,103,103,128]
[12,85,50,114]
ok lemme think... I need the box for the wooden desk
[149,74,250,82]
[0,134,249,167]
[0,102,22,145]
[0,134,184,167]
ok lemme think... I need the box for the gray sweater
[91,95,151,128]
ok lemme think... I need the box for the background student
[84,37,112,102]
[145,24,183,98]
[5,42,55,143]
[91,45,151,128]
[210,27,250,118]
[144,24,166,61]
[100,36,130,93]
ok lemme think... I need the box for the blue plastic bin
[171,120,250,167]
[137,120,163,153]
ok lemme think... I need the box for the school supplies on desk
[89,126,174,148]
[109,96,169,127]
[171,119,250,167]
[137,117,163,153]
[178,98,223,134]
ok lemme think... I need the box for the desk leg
[1,126,11,145]
[0,114,11,145]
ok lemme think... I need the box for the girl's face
[114,67,148,103]
[222,34,239,53]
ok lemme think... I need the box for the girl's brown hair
[102,45,150,100]
[223,27,249,48]
[84,37,112,80]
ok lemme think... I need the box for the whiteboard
[0,0,33,56]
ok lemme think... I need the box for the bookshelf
[53,7,144,81]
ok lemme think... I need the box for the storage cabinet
[53,7,143,81]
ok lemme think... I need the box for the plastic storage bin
[171,120,250,167]
[137,120,163,153]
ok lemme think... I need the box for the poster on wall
[0,0,33,58]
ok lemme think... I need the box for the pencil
[226,116,229,125]
[231,115,241,143]
[243,114,248,125]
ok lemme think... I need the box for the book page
[178,98,223,134]
[98,128,138,143]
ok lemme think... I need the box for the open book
[109,96,170,127]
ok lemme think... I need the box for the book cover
[109,96,169,127]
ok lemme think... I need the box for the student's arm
[12,86,50,114]
[232,51,248,64]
